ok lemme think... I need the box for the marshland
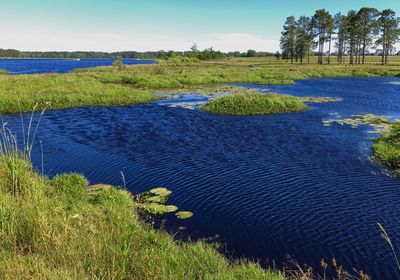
[1,3,400,280]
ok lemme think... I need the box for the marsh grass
[285,259,371,280]
[1,58,400,113]
[372,122,400,174]
[0,106,44,195]
[202,93,308,115]
[0,74,157,113]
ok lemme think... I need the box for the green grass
[202,93,308,115]
[0,155,283,280]
[0,69,7,75]
[372,122,400,174]
[0,58,400,113]
[0,74,157,114]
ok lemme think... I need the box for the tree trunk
[318,35,324,64]
[362,39,366,64]
[328,35,332,64]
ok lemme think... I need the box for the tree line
[0,48,275,60]
[280,8,400,64]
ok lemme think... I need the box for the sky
[1,0,400,52]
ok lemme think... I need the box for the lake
[0,58,155,74]
[1,63,400,278]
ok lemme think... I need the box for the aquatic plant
[202,93,308,115]
[175,211,194,219]
[134,187,193,218]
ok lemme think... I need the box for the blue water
[2,77,400,279]
[0,58,155,74]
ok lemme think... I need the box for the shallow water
[0,58,155,74]
[3,77,400,279]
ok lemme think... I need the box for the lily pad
[150,187,172,197]
[137,203,178,215]
[175,211,194,219]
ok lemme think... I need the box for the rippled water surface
[3,77,400,279]
[0,58,155,74]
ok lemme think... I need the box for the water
[2,77,400,279]
[0,58,155,74]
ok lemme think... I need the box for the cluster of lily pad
[88,184,193,219]
[322,113,394,134]
[134,187,193,219]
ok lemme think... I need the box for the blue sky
[1,0,400,52]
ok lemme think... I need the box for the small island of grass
[201,93,308,115]
[372,122,400,174]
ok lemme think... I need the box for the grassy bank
[202,93,308,115]
[0,154,283,279]
[372,122,400,174]
[0,57,399,113]
[0,74,157,114]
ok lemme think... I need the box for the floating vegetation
[138,203,178,215]
[134,187,193,219]
[322,114,400,175]
[156,85,259,97]
[175,211,194,219]
[167,101,210,110]
[149,187,172,197]
[322,114,393,132]
[300,97,343,103]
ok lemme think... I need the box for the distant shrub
[167,55,199,64]
[112,56,126,71]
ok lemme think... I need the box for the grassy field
[0,57,399,113]
[0,153,283,280]
[202,93,308,115]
